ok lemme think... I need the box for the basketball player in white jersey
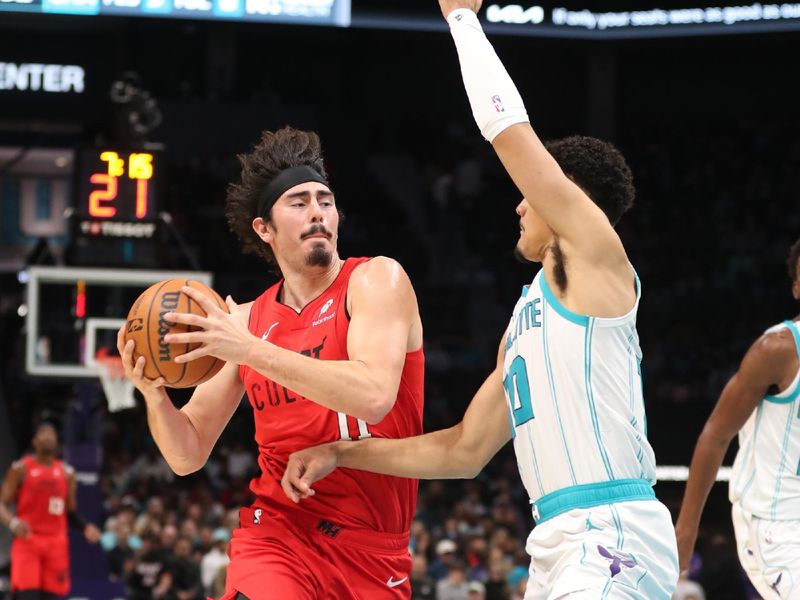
[676,238,800,599]
[280,1,679,598]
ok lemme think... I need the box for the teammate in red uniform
[118,127,425,599]
[0,422,101,600]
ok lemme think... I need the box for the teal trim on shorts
[531,479,656,525]
[539,272,589,326]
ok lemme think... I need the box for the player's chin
[305,245,335,268]
[513,244,538,265]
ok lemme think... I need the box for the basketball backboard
[25,265,213,378]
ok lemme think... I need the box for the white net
[96,357,136,413]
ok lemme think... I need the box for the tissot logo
[0,62,85,93]
[486,4,545,25]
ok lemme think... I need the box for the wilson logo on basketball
[158,291,181,362]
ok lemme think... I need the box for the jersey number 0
[504,355,535,430]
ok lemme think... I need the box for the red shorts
[220,505,411,600]
[11,533,70,595]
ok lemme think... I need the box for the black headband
[256,165,329,219]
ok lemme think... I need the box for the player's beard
[306,244,333,268]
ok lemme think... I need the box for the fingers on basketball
[124,279,228,388]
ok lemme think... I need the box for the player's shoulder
[61,463,75,476]
[753,326,797,354]
[10,458,27,473]
[744,327,797,369]
[350,256,410,286]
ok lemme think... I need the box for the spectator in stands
[437,560,470,600]
[430,538,459,581]
[201,528,230,597]
[410,553,436,600]
[468,581,487,600]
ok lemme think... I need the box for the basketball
[124,279,228,388]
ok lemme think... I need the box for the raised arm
[281,341,511,502]
[675,331,796,572]
[440,0,627,267]
[166,257,421,424]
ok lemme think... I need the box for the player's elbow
[363,394,395,425]
[166,456,205,477]
[446,425,485,478]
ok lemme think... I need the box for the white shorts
[732,502,800,599]
[523,500,678,600]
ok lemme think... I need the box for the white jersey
[502,268,656,511]
[730,320,800,521]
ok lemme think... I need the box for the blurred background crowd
[1,5,800,599]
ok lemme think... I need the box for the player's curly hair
[545,136,635,226]
[788,238,800,282]
[225,127,328,270]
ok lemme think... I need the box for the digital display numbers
[77,149,157,222]
[0,0,351,27]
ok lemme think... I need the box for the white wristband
[9,517,19,532]
[447,8,529,142]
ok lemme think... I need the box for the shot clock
[77,149,158,224]
[69,147,163,267]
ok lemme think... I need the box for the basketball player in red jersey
[0,422,101,600]
[118,127,425,599]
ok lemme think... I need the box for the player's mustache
[301,225,333,240]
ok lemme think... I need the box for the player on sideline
[118,127,425,599]
[0,422,101,600]
[676,238,800,599]
[282,1,679,598]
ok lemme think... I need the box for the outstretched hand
[162,286,254,365]
[438,0,482,19]
[281,443,341,503]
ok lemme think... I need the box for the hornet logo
[597,545,636,578]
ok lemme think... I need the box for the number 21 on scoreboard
[89,151,154,219]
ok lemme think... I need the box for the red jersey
[240,257,424,534]
[16,455,69,536]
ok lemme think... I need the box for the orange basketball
[124,279,228,388]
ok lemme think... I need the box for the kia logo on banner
[486,4,545,24]
[0,62,85,93]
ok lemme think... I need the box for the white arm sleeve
[447,8,529,143]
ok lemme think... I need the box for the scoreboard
[75,148,159,240]
[0,0,352,26]
[69,147,163,267]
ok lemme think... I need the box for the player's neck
[33,453,55,466]
[280,257,344,311]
